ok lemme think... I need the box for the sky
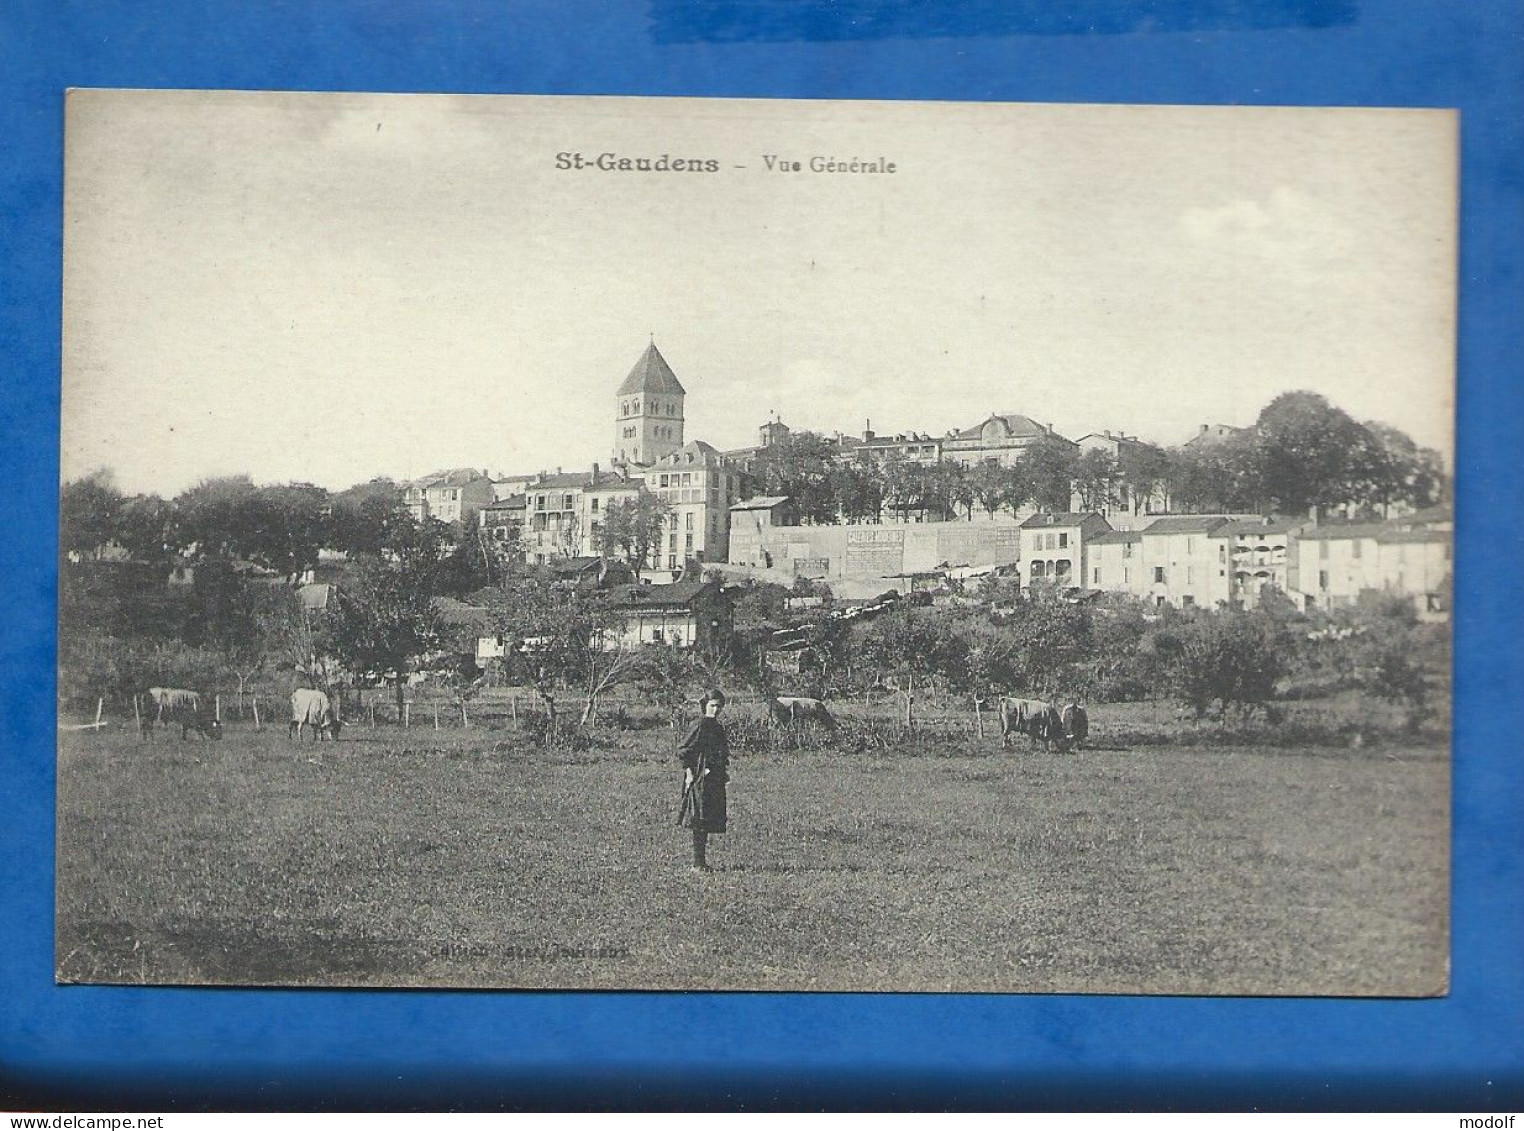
[62,91,1457,496]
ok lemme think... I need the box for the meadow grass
[56,696,1449,994]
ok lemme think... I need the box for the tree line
[748,391,1447,524]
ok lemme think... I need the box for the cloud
[1179,186,1355,276]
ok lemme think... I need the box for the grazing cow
[768,695,838,730]
[998,696,1064,750]
[143,687,222,740]
[289,688,342,741]
[1059,702,1089,751]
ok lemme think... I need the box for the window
[685,512,694,530]
[1092,567,1100,584]
[1319,541,1330,560]
[651,629,664,644]
[685,533,694,552]
[660,474,669,487]
[1058,533,1069,549]
[1154,567,1166,583]
[1155,596,1166,608]
[1219,544,1227,563]
[1319,569,1329,589]
[1182,595,1195,607]
[590,498,599,512]
[1186,566,1194,584]
[1123,567,1130,585]
[669,531,677,551]
[1352,540,1363,559]
[1186,537,1194,553]
[1123,542,1134,559]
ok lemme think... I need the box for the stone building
[613,341,686,467]
[1019,512,1114,588]
[402,468,496,525]
[630,440,745,570]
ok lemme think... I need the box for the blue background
[3,0,1521,1110]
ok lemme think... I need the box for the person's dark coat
[677,716,729,834]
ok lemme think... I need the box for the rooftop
[730,496,793,511]
[1298,523,1393,541]
[1215,518,1304,536]
[951,413,1051,442]
[615,341,686,397]
[606,579,719,608]
[1088,530,1143,545]
[527,469,642,491]
[1142,516,1232,535]
[1020,512,1106,529]
[407,467,490,489]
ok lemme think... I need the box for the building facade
[1136,516,1234,608]
[630,440,744,569]
[521,468,643,565]
[1019,512,1114,588]
[402,468,496,525]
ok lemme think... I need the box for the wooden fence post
[369,702,376,728]
[94,698,103,729]
[460,701,469,728]
[404,703,411,729]
[434,707,440,730]
[214,694,221,722]
[253,695,261,731]
[133,693,142,739]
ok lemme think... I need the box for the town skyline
[63,92,1456,497]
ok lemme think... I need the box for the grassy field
[56,694,1449,995]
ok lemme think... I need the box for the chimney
[864,419,874,441]
[589,462,599,485]
[1200,424,1209,434]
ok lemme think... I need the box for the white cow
[289,688,342,741]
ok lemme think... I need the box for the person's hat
[701,688,727,707]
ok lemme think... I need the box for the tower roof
[616,342,686,397]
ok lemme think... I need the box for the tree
[829,462,884,523]
[1072,449,1121,513]
[114,493,177,561]
[328,478,408,555]
[1253,391,1371,514]
[1167,610,1290,718]
[488,573,626,739]
[60,470,125,559]
[242,483,329,580]
[598,493,672,571]
[968,462,1011,519]
[1020,436,1080,513]
[1117,441,1170,514]
[752,431,840,525]
[855,607,968,727]
[175,475,260,559]
[324,554,447,718]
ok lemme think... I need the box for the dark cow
[998,696,1064,750]
[767,695,838,730]
[1059,702,1089,751]
[143,687,222,740]
[289,688,343,741]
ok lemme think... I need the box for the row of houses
[1011,508,1450,613]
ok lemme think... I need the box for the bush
[1166,611,1290,719]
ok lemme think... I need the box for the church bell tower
[614,340,686,467]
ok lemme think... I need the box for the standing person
[677,688,730,873]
